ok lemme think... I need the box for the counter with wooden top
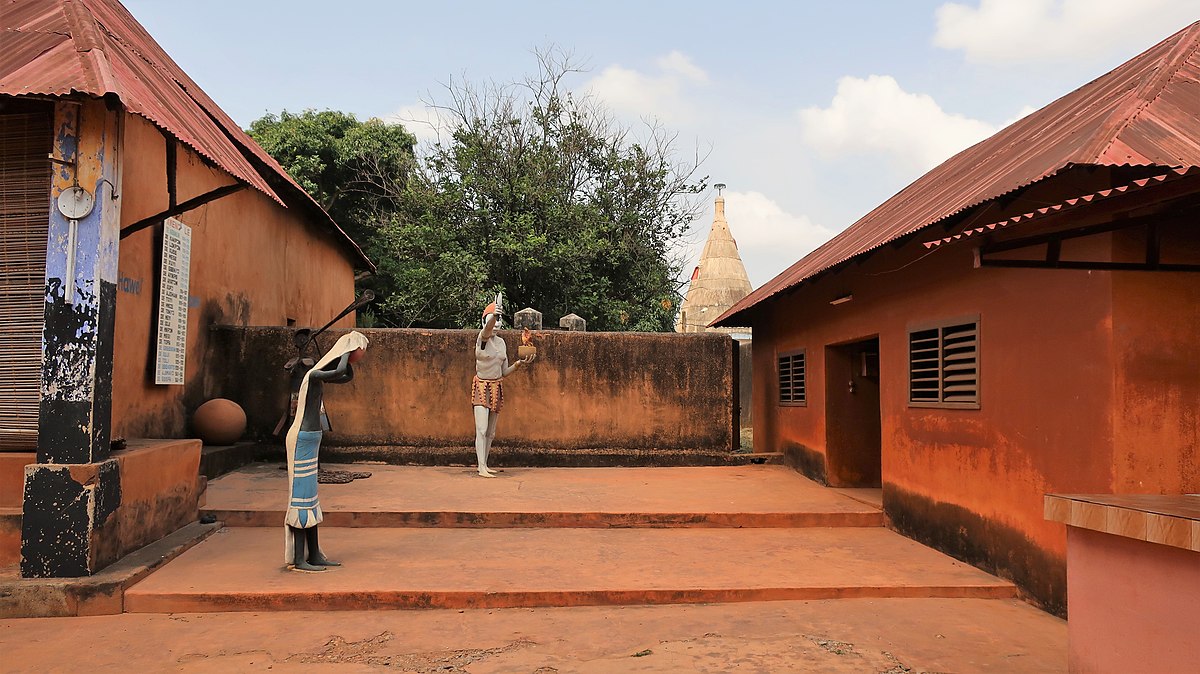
[1045,493,1199,673]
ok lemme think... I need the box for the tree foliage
[248,110,416,246]
[248,50,706,331]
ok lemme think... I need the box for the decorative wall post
[559,313,586,331]
[21,99,124,578]
[513,307,542,330]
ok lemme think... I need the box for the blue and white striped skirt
[285,430,324,528]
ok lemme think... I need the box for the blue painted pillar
[21,99,124,578]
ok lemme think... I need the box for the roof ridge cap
[87,9,179,83]
[60,0,102,51]
[1088,22,1200,163]
[61,0,122,94]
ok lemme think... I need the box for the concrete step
[321,444,771,467]
[123,527,1015,613]
[222,443,774,468]
[0,521,221,618]
[743,452,785,465]
[200,442,278,480]
[202,464,884,529]
[208,508,883,528]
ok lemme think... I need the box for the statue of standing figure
[284,330,369,571]
[472,296,535,477]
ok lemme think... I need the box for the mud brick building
[716,23,1200,613]
[0,0,369,577]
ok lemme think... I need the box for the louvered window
[0,108,53,450]
[778,350,806,406]
[909,319,979,408]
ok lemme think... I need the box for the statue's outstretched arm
[311,353,355,384]
[502,351,535,376]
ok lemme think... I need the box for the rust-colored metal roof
[716,21,1200,327]
[0,0,373,270]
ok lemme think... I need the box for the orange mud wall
[207,328,738,452]
[1111,222,1200,495]
[753,239,1115,614]
[111,114,358,440]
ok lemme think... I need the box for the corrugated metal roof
[0,0,373,270]
[715,21,1200,327]
[921,166,1200,250]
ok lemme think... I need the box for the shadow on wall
[206,327,738,452]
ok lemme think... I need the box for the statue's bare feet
[477,470,497,478]
[289,561,326,573]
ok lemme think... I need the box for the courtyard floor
[0,463,1067,672]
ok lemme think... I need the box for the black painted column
[21,99,123,578]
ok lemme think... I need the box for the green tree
[248,110,416,243]
[248,50,706,331]
[247,110,420,325]
[393,49,707,330]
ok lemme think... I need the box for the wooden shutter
[909,327,941,403]
[778,350,806,405]
[0,110,53,450]
[940,322,978,403]
[909,320,979,406]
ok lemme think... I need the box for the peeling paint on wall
[36,100,122,465]
[20,460,120,578]
[41,281,98,402]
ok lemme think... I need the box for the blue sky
[122,0,1200,289]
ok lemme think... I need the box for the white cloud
[584,51,710,124]
[385,102,455,145]
[657,51,709,83]
[682,190,836,288]
[797,75,999,172]
[723,191,834,251]
[934,0,1200,64]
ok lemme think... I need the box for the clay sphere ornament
[283,330,369,572]
[192,398,247,445]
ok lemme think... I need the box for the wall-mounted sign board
[154,217,192,385]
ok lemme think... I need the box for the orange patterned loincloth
[471,376,504,413]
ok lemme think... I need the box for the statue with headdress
[471,293,535,477]
[283,330,369,571]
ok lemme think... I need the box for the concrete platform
[199,442,279,480]
[204,463,884,528]
[123,526,1014,613]
[0,598,1067,673]
[320,444,784,467]
[0,522,220,618]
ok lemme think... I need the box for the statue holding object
[284,330,369,571]
[472,294,535,477]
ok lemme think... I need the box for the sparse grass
[739,427,753,452]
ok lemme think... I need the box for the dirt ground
[0,597,1066,673]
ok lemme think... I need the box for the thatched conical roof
[677,194,753,333]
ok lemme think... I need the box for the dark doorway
[824,338,881,487]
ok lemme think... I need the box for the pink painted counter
[1045,494,1200,673]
